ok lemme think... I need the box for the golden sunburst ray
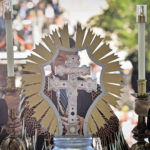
[79,26,123,137]
[86,124,91,134]
[102,93,120,107]
[23,84,41,97]
[88,115,98,134]
[51,30,62,46]
[104,73,123,84]
[90,107,106,129]
[87,99,115,135]
[75,24,86,48]
[48,118,58,134]
[40,108,55,129]
[28,54,47,64]
[96,100,113,119]
[99,54,118,64]
[22,74,42,85]
[59,24,70,48]
[82,29,95,47]
[23,62,41,74]
[92,43,112,60]
[89,35,103,54]
[22,24,124,138]
[32,100,50,121]
[34,43,53,61]
[42,35,56,53]
[104,82,123,97]
[105,61,122,72]
[27,94,43,108]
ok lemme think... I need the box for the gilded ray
[23,90,40,99]
[40,108,55,129]
[32,100,50,120]
[34,43,53,61]
[104,83,122,97]
[42,36,56,53]
[28,54,47,64]
[92,44,112,60]
[104,73,123,84]
[89,35,103,54]
[59,25,70,48]
[91,107,105,129]
[88,115,97,134]
[23,84,41,97]
[87,122,93,134]
[105,61,122,72]
[87,124,91,133]
[102,93,119,107]
[23,74,42,85]
[51,30,62,46]
[56,126,59,133]
[96,100,113,119]
[22,73,41,80]
[99,54,118,64]
[23,62,41,73]
[22,24,124,136]
[23,91,38,98]
[28,99,43,109]
[23,81,40,86]
[82,29,94,47]
[49,117,58,134]
[27,94,43,108]
[75,24,86,48]
[102,97,118,107]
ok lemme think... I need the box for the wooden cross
[48,55,97,135]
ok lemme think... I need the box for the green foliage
[88,0,150,70]
[88,0,150,50]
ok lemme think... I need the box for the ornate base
[131,141,150,150]
[0,76,20,93]
[53,136,94,150]
[0,136,25,150]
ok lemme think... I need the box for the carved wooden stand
[0,77,25,150]
[131,80,150,150]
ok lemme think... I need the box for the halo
[22,24,123,136]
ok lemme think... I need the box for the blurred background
[0,0,150,147]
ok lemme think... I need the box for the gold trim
[22,24,123,136]
[138,16,146,23]
[138,80,147,96]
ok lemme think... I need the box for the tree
[88,0,150,69]
[88,0,150,92]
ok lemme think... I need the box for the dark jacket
[0,98,8,126]
[0,98,8,144]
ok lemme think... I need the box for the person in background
[133,97,150,141]
[0,97,8,144]
[45,3,55,24]
[0,6,6,52]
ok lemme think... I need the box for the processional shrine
[0,1,150,150]
[48,55,97,135]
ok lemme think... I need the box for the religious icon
[22,24,123,144]
[42,51,98,135]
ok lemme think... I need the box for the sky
[59,0,108,24]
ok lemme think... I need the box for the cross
[48,55,97,135]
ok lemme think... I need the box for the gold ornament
[1,137,26,150]
[0,109,25,150]
[22,24,123,136]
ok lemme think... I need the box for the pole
[131,4,150,150]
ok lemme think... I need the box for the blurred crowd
[0,0,75,52]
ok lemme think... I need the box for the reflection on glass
[42,49,102,135]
